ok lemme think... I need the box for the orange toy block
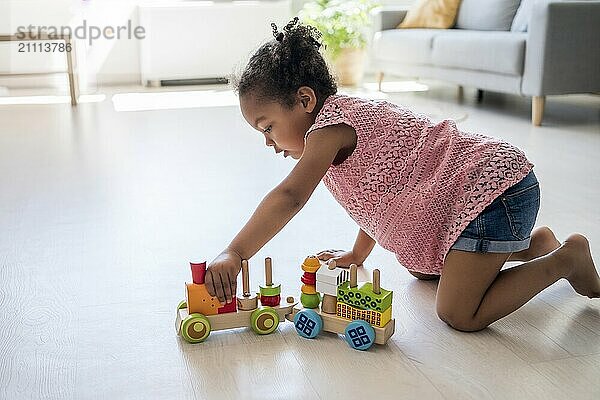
[186,283,222,315]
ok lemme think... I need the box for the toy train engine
[176,259,297,344]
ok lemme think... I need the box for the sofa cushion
[373,29,441,65]
[456,0,522,31]
[398,0,462,29]
[431,31,527,75]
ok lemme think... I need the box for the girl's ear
[297,86,317,113]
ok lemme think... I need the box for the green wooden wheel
[177,300,187,310]
[250,307,279,335]
[180,313,211,343]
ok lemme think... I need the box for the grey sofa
[371,0,600,126]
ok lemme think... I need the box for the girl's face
[239,87,318,160]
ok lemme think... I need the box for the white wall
[0,0,141,90]
[1,0,415,90]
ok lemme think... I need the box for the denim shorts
[450,170,540,253]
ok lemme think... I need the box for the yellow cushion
[398,0,462,29]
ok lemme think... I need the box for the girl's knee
[436,306,488,332]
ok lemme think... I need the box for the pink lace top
[305,94,534,275]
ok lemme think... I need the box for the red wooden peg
[190,261,207,284]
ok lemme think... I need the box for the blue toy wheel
[293,309,323,339]
[344,320,375,351]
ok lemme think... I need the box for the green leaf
[299,0,380,60]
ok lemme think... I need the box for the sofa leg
[457,85,464,100]
[377,71,384,91]
[532,96,545,126]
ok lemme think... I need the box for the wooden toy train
[175,255,395,351]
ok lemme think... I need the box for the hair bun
[234,16,336,109]
[271,22,284,42]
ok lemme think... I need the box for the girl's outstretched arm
[205,124,353,302]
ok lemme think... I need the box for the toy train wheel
[344,320,375,351]
[177,300,187,310]
[293,309,323,339]
[250,307,279,335]
[180,313,211,343]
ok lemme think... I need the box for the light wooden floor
[1,82,599,399]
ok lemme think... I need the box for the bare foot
[509,226,561,262]
[555,233,600,298]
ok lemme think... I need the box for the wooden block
[337,281,393,312]
[205,309,255,331]
[315,281,338,296]
[300,293,321,309]
[321,294,337,314]
[301,272,316,285]
[260,294,280,307]
[217,296,237,314]
[190,261,207,284]
[316,264,349,286]
[237,295,258,311]
[301,284,317,295]
[186,283,220,315]
[259,283,281,297]
[336,302,392,328]
[301,255,321,273]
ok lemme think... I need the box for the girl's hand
[316,249,366,268]
[205,250,242,304]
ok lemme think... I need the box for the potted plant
[300,0,379,86]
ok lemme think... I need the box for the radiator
[138,0,292,85]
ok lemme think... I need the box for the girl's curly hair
[233,17,337,109]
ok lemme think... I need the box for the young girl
[205,18,599,332]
